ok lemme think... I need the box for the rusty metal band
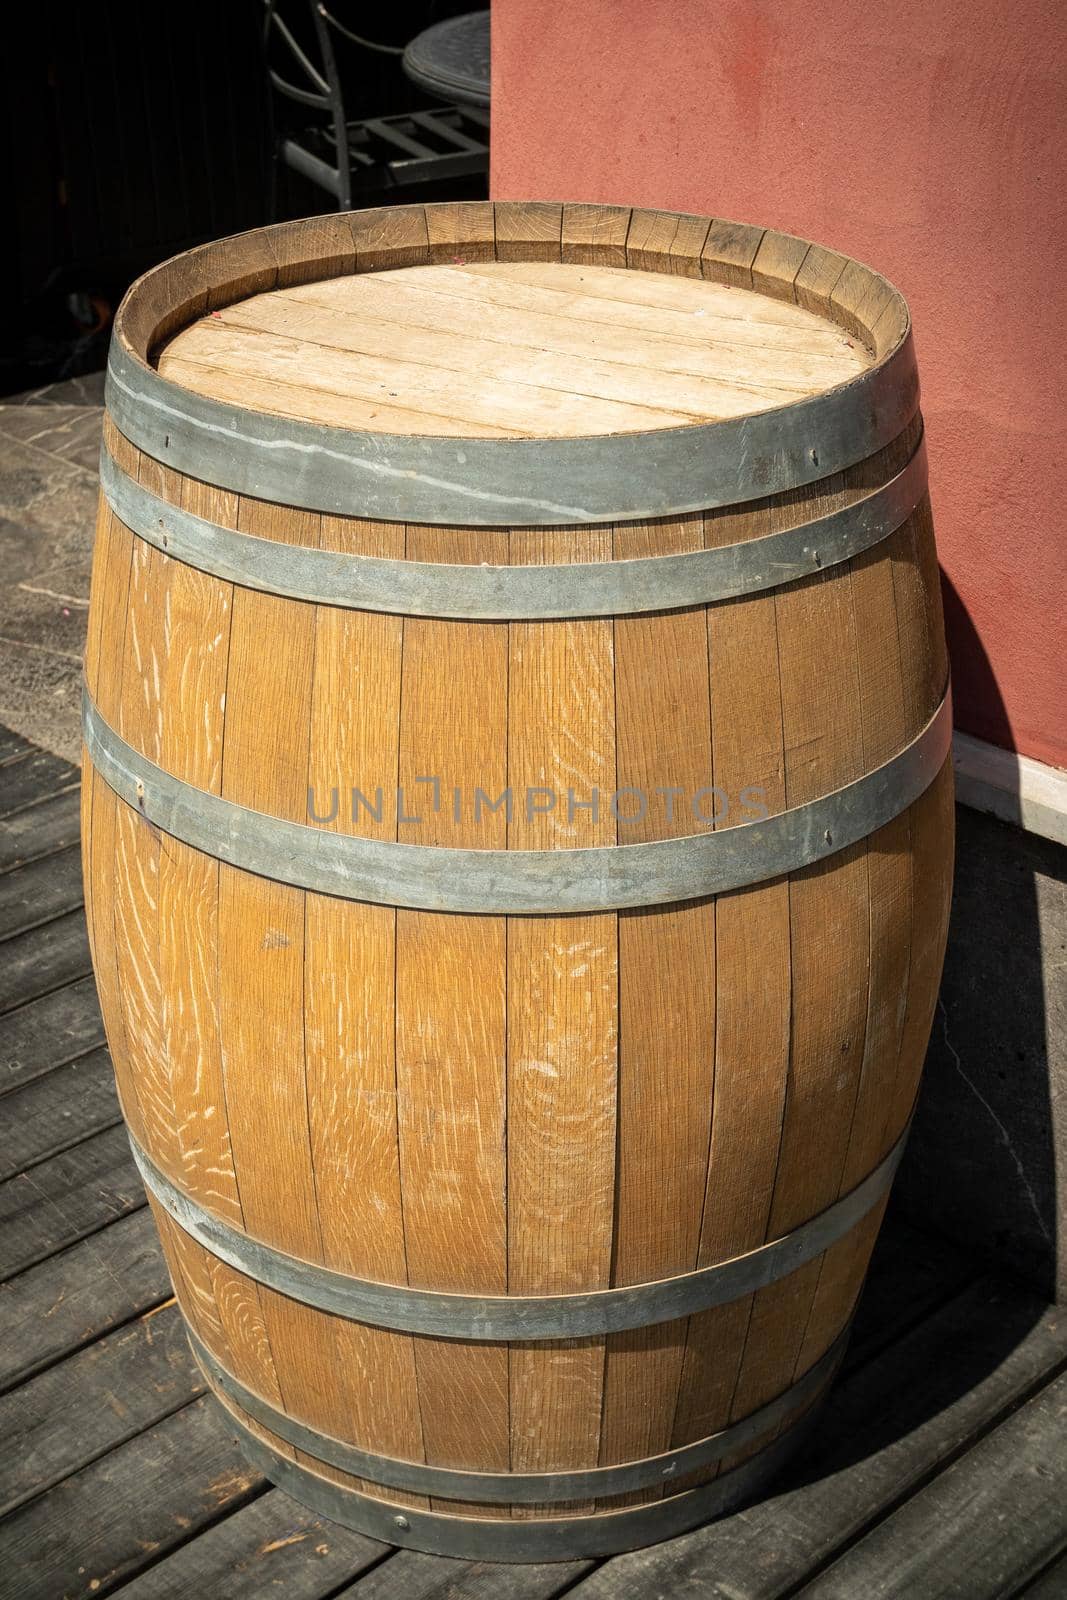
[127,1124,906,1339]
[222,1400,823,1559]
[190,1320,846,1503]
[81,691,950,916]
[104,322,918,527]
[98,434,927,620]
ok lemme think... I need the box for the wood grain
[507,524,618,1515]
[561,203,631,267]
[83,432,141,1145]
[395,523,510,1510]
[425,199,494,263]
[214,493,340,1487]
[110,431,173,1173]
[726,529,870,1423]
[751,229,811,301]
[625,209,711,276]
[670,469,794,1473]
[702,219,765,288]
[157,466,240,1227]
[494,199,562,262]
[600,512,715,1503]
[304,507,425,1497]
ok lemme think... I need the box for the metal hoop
[223,1402,824,1560]
[99,435,927,620]
[83,689,951,915]
[129,1125,906,1339]
[104,331,918,528]
[190,1320,846,1502]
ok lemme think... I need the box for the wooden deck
[1,724,1065,1600]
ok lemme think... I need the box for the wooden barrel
[82,201,954,1561]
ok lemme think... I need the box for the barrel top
[156,260,871,441]
[108,204,917,524]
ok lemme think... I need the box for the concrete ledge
[953,732,1067,847]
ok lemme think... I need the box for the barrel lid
[156,259,871,441]
[106,203,917,524]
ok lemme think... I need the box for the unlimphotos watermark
[307,778,769,829]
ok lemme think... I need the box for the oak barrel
[82,201,954,1560]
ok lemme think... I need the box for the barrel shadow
[895,569,1062,1303]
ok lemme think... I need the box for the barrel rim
[105,200,919,527]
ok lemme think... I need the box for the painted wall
[491,0,1067,767]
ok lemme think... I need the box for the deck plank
[0,973,105,1093]
[0,788,82,873]
[1016,1551,1067,1598]
[0,906,92,1012]
[0,1207,168,1390]
[0,843,84,939]
[0,730,34,764]
[334,1551,593,1599]
[796,1370,1067,1599]
[113,1489,388,1599]
[0,749,79,819]
[0,1122,142,1279]
[0,1302,197,1516]
[0,1397,261,1600]
[0,1045,119,1180]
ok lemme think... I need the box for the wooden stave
[83,202,954,1545]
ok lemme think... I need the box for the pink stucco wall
[491,0,1067,768]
